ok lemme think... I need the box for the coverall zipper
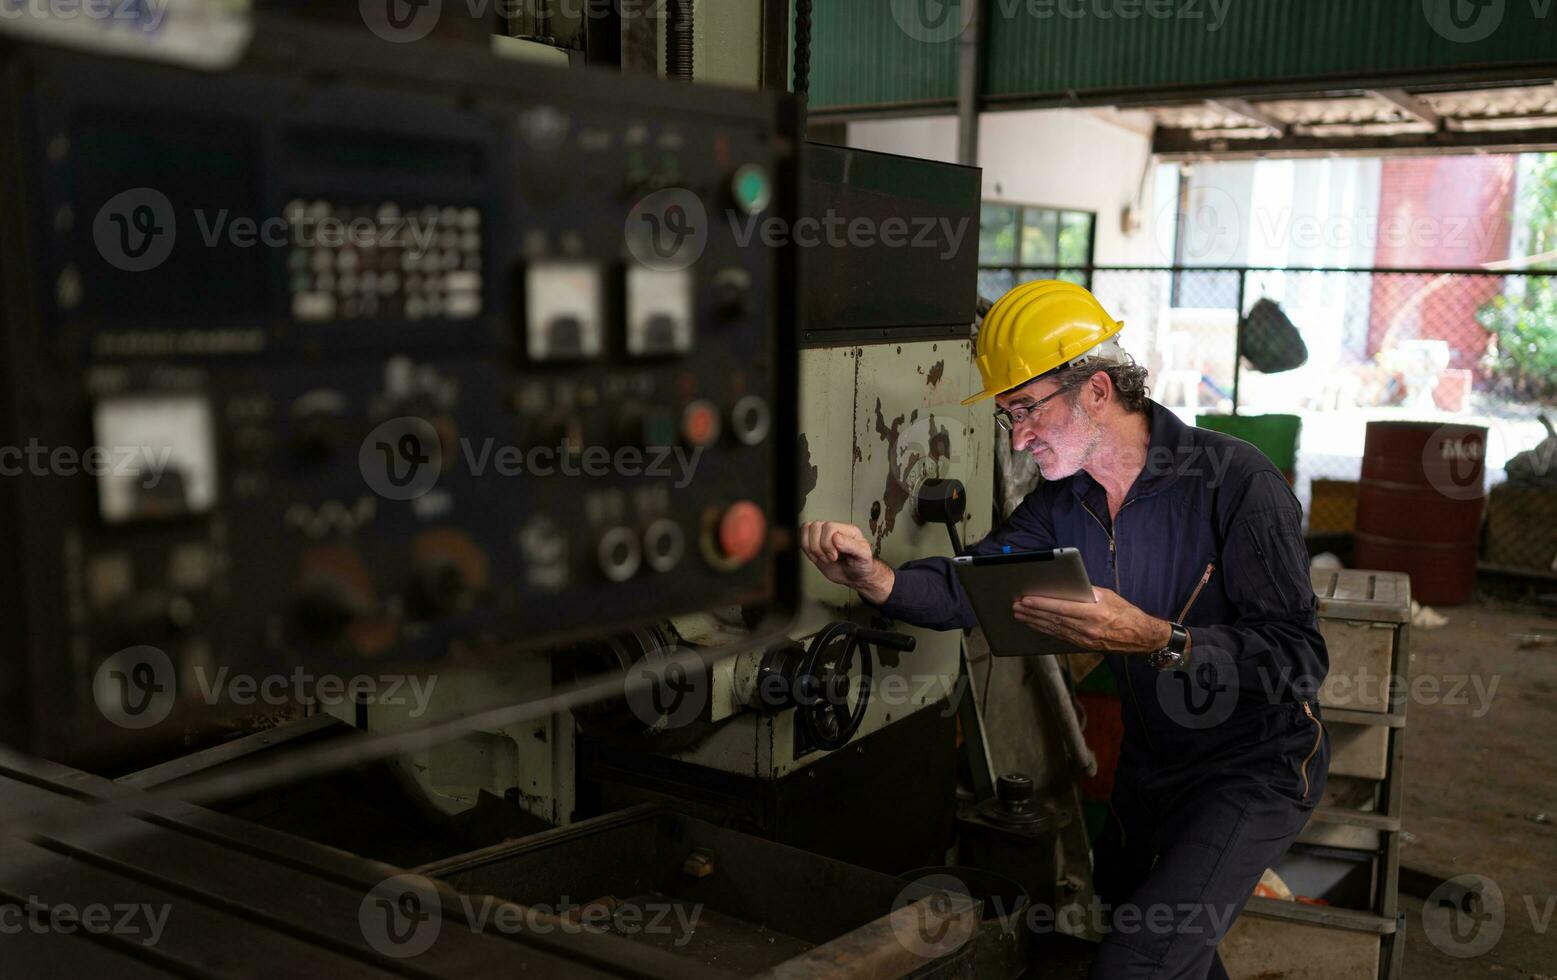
[1081,500,1158,754]
[1176,563,1216,622]
[1299,701,1323,799]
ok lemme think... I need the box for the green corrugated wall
[811,0,962,108]
[810,0,1557,111]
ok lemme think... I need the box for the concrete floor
[1397,595,1557,980]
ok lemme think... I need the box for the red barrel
[1354,421,1487,605]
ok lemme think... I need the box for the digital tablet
[953,548,1098,657]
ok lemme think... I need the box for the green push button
[644,410,677,449]
[732,164,772,215]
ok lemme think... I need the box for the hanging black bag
[1240,298,1308,374]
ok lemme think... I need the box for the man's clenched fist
[799,521,895,605]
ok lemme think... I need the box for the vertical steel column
[761,0,793,92]
[957,0,984,166]
[1232,268,1246,415]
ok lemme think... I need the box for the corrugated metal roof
[810,0,1557,112]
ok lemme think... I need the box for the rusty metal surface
[797,341,995,571]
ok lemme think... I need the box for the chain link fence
[979,265,1557,570]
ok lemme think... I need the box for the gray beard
[1040,407,1103,481]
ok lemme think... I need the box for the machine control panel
[0,29,798,762]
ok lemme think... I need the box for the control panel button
[682,399,721,448]
[598,526,643,583]
[287,200,482,323]
[525,263,604,361]
[292,569,375,643]
[713,268,752,322]
[615,404,677,450]
[289,390,349,462]
[730,395,771,447]
[409,529,489,619]
[731,164,772,215]
[626,266,694,357]
[643,518,686,573]
[712,501,767,568]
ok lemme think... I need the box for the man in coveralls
[800,280,1330,980]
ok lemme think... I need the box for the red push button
[682,399,721,448]
[717,501,767,566]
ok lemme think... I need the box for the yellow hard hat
[962,280,1125,405]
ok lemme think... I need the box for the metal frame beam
[115,714,352,790]
[1368,88,1444,129]
[1208,97,1290,136]
[807,64,1557,125]
[1154,123,1557,159]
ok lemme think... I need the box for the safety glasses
[993,383,1074,433]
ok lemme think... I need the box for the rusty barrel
[1354,421,1487,605]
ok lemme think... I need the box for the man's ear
[1084,369,1114,413]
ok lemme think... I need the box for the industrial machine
[566,146,995,871]
[339,144,994,875]
[0,17,798,766]
[0,7,1082,977]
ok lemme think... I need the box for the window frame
[977,202,1097,297]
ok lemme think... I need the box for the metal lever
[853,627,916,653]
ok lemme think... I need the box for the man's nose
[1010,426,1034,452]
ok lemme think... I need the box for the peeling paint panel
[848,340,994,705]
[852,340,993,572]
[797,347,862,608]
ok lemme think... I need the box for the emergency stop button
[703,501,767,569]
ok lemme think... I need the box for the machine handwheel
[797,622,874,752]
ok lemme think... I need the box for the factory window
[977,204,1095,303]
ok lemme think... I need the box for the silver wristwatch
[1148,623,1191,670]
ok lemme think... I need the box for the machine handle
[852,627,916,653]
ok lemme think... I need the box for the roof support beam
[1154,123,1557,159]
[1207,98,1291,136]
[1369,88,1444,129]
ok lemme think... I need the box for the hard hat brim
[960,321,1126,406]
[960,385,1002,407]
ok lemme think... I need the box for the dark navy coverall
[875,401,1330,980]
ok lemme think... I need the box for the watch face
[1151,649,1182,670]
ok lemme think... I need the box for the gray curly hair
[1045,357,1152,414]
[1013,339,1152,414]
